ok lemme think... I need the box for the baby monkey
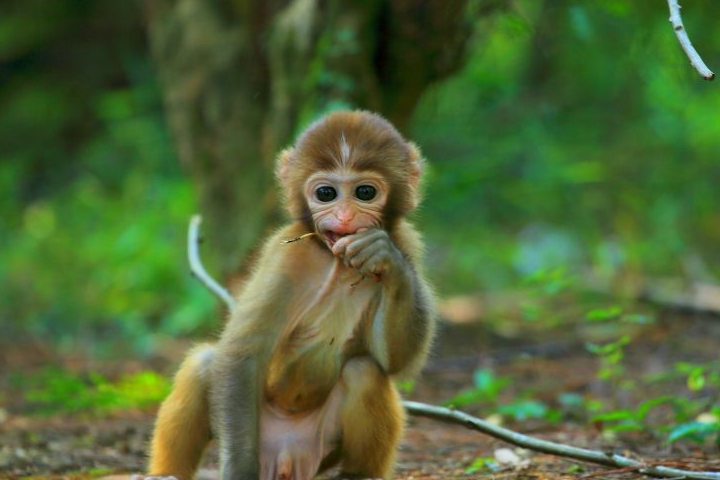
[135,110,436,480]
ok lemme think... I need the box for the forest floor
[2,300,720,480]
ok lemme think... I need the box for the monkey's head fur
[276,110,424,231]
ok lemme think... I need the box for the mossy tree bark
[145,0,477,276]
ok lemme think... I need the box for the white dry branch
[667,0,715,80]
[186,215,720,480]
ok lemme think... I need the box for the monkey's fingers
[334,231,385,262]
[347,239,385,270]
[331,228,383,256]
[357,249,394,280]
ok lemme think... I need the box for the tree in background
[144,0,482,275]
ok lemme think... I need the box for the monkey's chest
[264,283,378,413]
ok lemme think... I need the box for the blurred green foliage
[12,368,170,414]
[0,1,215,354]
[414,0,720,291]
[2,0,720,354]
[442,325,720,446]
[443,367,562,423]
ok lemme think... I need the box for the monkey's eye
[355,185,377,201]
[315,186,337,202]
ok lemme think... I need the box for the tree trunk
[144,0,475,277]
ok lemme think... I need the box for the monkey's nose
[335,205,356,224]
[337,216,354,226]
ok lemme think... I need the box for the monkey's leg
[338,357,405,479]
[147,344,215,480]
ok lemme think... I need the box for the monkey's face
[305,169,389,248]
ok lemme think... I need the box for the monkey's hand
[331,228,407,284]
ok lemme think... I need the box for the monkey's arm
[210,226,298,480]
[333,228,435,375]
[371,260,434,376]
[211,350,261,480]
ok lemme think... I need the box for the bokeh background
[3,0,719,355]
[3,0,720,441]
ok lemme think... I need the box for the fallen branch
[667,0,715,80]
[186,214,720,480]
[404,401,720,480]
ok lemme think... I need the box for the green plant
[497,399,560,422]
[522,266,575,297]
[443,368,558,423]
[668,406,720,444]
[586,335,631,383]
[585,306,654,325]
[464,456,498,474]
[591,396,675,433]
[443,368,510,408]
[19,368,170,415]
[674,361,720,391]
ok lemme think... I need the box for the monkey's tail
[148,344,215,480]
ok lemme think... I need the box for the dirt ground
[2,306,720,480]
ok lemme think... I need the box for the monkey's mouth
[323,230,353,247]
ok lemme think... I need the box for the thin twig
[281,232,317,244]
[187,215,236,310]
[185,215,720,480]
[667,0,714,80]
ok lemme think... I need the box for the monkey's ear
[406,142,425,210]
[407,142,424,190]
[275,148,294,188]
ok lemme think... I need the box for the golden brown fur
[149,344,213,479]
[142,110,435,480]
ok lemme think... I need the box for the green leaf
[442,388,486,408]
[687,369,706,391]
[558,392,584,408]
[605,421,644,433]
[636,396,675,421]
[498,400,549,421]
[473,369,510,399]
[591,410,635,423]
[668,422,719,443]
[586,306,622,321]
[465,457,497,474]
